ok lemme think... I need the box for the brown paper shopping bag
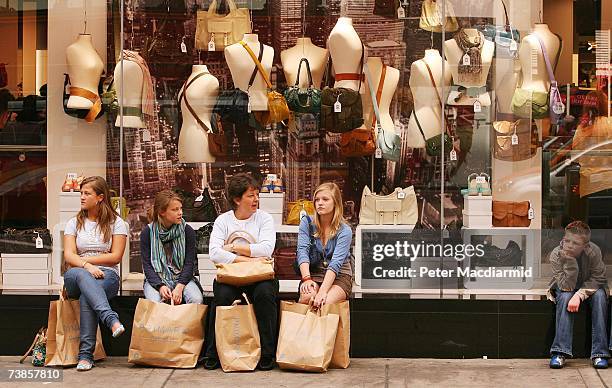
[215,294,261,372]
[216,260,275,287]
[276,305,339,372]
[45,295,106,366]
[279,300,351,369]
[128,298,207,368]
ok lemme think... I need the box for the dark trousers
[205,278,279,359]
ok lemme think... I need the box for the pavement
[2,357,612,387]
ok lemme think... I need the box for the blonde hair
[312,182,345,239]
[565,220,591,241]
[76,176,118,243]
[148,189,183,225]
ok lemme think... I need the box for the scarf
[121,50,155,118]
[455,29,484,83]
[149,219,186,287]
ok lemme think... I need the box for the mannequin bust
[406,49,452,147]
[113,57,145,129]
[225,33,273,111]
[178,64,218,163]
[66,34,104,109]
[444,29,494,106]
[281,37,328,89]
[517,23,561,94]
[362,57,399,134]
[327,17,364,91]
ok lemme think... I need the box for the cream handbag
[195,0,251,51]
[359,186,418,225]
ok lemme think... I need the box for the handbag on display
[240,41,290,126]
[110,190,130,219]
[196,223,214,254]
[359,186,418,225]
[1,228,52,254]
[477,0,520,59]
[320,45,365,133]
[373,0,400,17]
[492,119,538,161]
[207,114,228,157]
[283,58,322,114]
[419,0,459,33]
[492,200,533,227]
[340,126,376,158]
[364,62,401,161]
[472,240,522,268]
[175,188,218,222]
[63,74,106,123]
[179,72,228,157]
[286,200,315,225]
[195,0,251,51]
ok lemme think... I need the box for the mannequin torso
[225,34,273,111]
[178,64,218,163]
[114,58,145,128]
[327,17,364,91]
[517,23,561,93]
[66,34,104,109]
[362,57,399,134]
[281,38,328,89]
[406,49,452,147]
[444,29,494,106]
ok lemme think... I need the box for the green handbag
[283,58,321,114]
[511,88,549,119]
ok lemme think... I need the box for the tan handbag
[195,0,251,51]
[359,186,418,225]
[128,299,207,368]
[215,231,275,286]
[240,41,290,125]
[492,120,538,162]
[419,0,459,33]
[492,201,532,227]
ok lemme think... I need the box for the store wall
[543,0,573,85]
[47,0,107,230]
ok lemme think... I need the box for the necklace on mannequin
[455,28,483,83]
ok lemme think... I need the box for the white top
[209,209,276,264]
[65,216,128,276]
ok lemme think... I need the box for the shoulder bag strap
[358,43,365,91]
[178,72,214,133]
[535,36,557,85]
[246,42,264,90]
[241,41,273,89]
[364,62,396,149]
[371,63,386,127]
[295,58,314,87]
[500,0,510,30]
[423,61,443,109]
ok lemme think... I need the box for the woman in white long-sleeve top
[203,173,278,371]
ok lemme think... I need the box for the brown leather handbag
[492,201,532,227]
[207,116,228,157]
[340,127,376,157]
[492,120,538,162]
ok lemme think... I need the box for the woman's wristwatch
[301,274,312,282]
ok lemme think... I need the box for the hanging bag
[492,119,538,161]
[419,0,458,33]
[283,58,322,114]
[477,0,520,59]
[195,0,251,51]
[359,186,418,225]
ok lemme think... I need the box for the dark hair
[226,173,261,210]
[0,88,15,114]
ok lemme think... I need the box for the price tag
[67,173,78,180]
[528,207,535,220]
[473,101,482,113]
[375,148,382,158]
[334,98,342,113]
[142,129,151,142]
[511,134,519,145]
[450,149,457,161]
[552,102,565,115]
[442,228,450,238]
[397,191,406,199]
[462,54,471,66]
[195,194,204,202]
[247,100,252,113]
[475,176,486,184]
[397,6,405,18]
[181,41,187,53]
[208,39,216,52]
[35,234,43,249]
[509,40,518,53]
[299,209,307,219]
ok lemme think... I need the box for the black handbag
[196,223,214,254]
[63,74,106,122]
[1,228,52,254]
[175,188,218,222]
[283,58,322,114]
[373,0,401,17]
[213,43,264,124]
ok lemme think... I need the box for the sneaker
[257,356,276,371]
[76,359,94,371]
[549,354,565,369]
[593,357,608,369]
[203,357,220,370]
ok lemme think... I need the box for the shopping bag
[128,298,208,368]
[215,294,260,372]
[278,300,350,369]
[45,294,106,366]
[276,303,339,372]
[216,260,275,287]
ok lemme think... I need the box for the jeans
[63,267,120,363]
[550,288,610,359]
[205,279,279,359]
[143,280,203,304]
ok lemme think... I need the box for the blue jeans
[143,280,203,304]
[63,267,120,363]
[550,288,610,359]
